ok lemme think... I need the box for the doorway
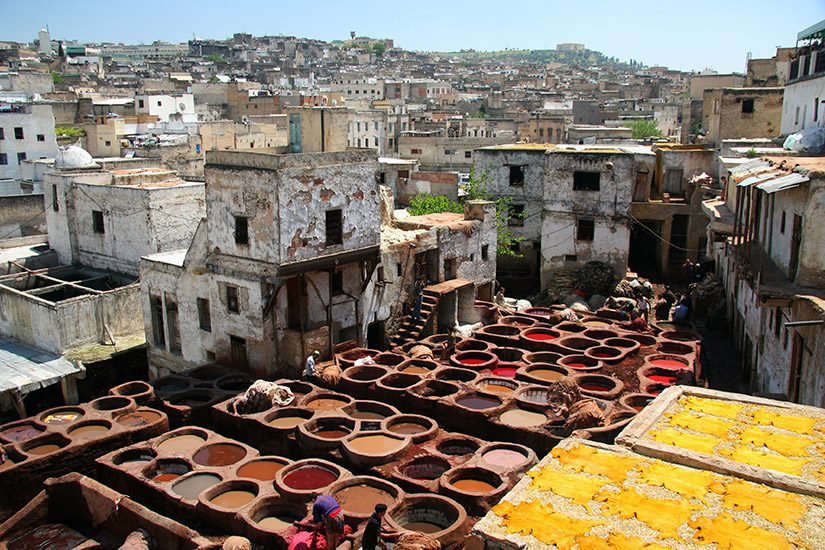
[629,219,661,278]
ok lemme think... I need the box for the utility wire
[629,214,698,253]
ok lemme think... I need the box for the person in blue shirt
[312,495,345,548]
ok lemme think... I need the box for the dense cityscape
[0,8,824,549]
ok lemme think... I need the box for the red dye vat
[566,363,589,369]
[460,358,487,365]
[650,359,686,369]
[283,466,338,490]
[647,374,678,384]
[593,353,612,358]
[525,332,557,341]
[491,368,516,378]
[580,384,611,392]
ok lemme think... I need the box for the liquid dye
[157,434,206,454]
[117,410,162,427]
[258,514,297,532]
[41,411,81,425]
[348,434,405,455]
[491,367,516,378]
[530,369,564,382]
[192,443,247,467]
[565,363,590,369]
[402,366,430,375]
[499,409,546,428]
[210,490,256,509]
[459,358,487,365]
[483,449,527,468]
[306,398,348,410]
[480,383,513,394]
[335,485,395,515]
[456,396,500,410]
[650,359,687,369]
[69,424,109,438]
[237,460,286,481]
[283,466,338,490]
[647,374,678,384]
[314,429,350,439]
[452,478,497,493]
[268,416,306,429]
[1,425,42,442]
[389,422,427,435]
[349,411,386,420]
[580,383,611,392]
[27,443,62,455]
[524,332,557,341]
[172,473,221,500]
[153,473,181,482]
[402,521,442,534]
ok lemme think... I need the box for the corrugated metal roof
[756,172,809,194]
[729,159,769,176]
[798,19,825,41]
[0,340,80,395]
[737,170,781,187]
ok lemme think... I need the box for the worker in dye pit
[411,280,425,321]
[636,292,650,322]
[313,495,346,549]
[361,503,400,550]
[305,350,321,383]
[629,309,649,331]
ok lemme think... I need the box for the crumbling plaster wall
[797,180,825,288]
[146,184,206,254]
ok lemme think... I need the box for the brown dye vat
[148,460,191,483]
[305,397,350,410]
[437,438,480,457]
[283,466,339,490]
[192,443,247,467]
[524,365,567,382]
[399,364,432,375]
[155,473,181,482]
[558,354,602,372]
[258,514,297,531]
[0,422,44,443]
[237,459,289,481]
[27,443,62,455]
[582,328,619,341]
[157,433,207,454]
[348,434,406,455]
[389,422,427,435]
[373,352,406,367]
[478,379,516,394]
[90,396,134,412]
[315,428,351,439]
[172,473,222,500]
[522,351,562,365]
[555,322,586,333]
[268,416,307,428]
[411,379,460,399]
[346,401,399,421]
[265,407,313,429]
[452,478,496,492]
[453,338,490,352]
[434,367,478,384]
[379,373,419,389]
[499,408,546,428]
[211,490,257,509]
[557,336,600,351]
[111,380,154,403]
[403,522,442,533]
[335,484,395,515]
[400,456,450,480]
[117,409,163,427]
[344,365,388,381]
[40,408,83,425]
[350,411,385,420]
[68,422,110,438]
[455,394,501,410]
[490,347,525,363]
[499,315,537,327]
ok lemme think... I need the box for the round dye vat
[117,410,162,427]
[335,485,395,515]
[566,362,589,369]
[401,457,450,480]
[283,466,338,490]
[480,383,514,394]
[237,460,286,481]
[258,514,297,532]
[483,449,528,468]
[389,422,427,435]
[647,374,678,384]
[650,358,688,369]
[491,367,516,378]
[68,424,109,438]
[585,319,611,327]
[157,433,206,454]
[172,473,221,500]
[154,473,182,482]
[210,490,256,509]
[350,411,386,420]
[401,365,430,375]
[402,521,442,534]
[41,411,81,425]
[1,424,43,442]
[315,429,350,439]
[499,409,546,428]
[268,416,307,429]
[27,443,62,455]
[192,443,247,467]
[452,478,496,493]
[306,398,348,411]
[348,434,405,455]
[460,358,486,365]
[528,368,565,382]
[523,331,557,341]
[456,395,500,410]
[580,383,612,392]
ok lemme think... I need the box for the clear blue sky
[2,0,824,73]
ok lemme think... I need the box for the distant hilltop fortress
[556,43,585,52]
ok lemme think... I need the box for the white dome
[54,146,97,170]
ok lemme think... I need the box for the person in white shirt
[305,350,320,382]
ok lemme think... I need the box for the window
[509,204,525,226]
[464,151,472,159]
[138,99,145,108]
[774,308,782,338]
[14,127,23,140]
[444,258,456,279]
[573,171,601,191]
[444,149,456,155]
[234,215,249,245]
[35,133,46,142]
[52,184,58,211]
[17,152,26,164]
[795,107,800,125]
[396,262,403,277]
[374,137,378,147]
[206,350,216,361]
[741,99,754,114]
[0,153,6,165]
[230,335,248,370]
[105,140,111,146]
[357,122,361,131]
[780,211,786,234]
[815,98,820,122]
[565,254,578,262]
[509,165,525,186]
[150,295,165,346]
[166,300,181,353]
[197,297,211,332]
[226,285,240,313]
[410,148,422,154]
[331,270,344,295]
[374,121,378,131]
[325,209,343,245]
[576,218,595,241]
[157,100,162,107]
[92,210,104,234]
[0,128,4,140]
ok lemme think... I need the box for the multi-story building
[134,93,197,124]
[0,94,58,181]
[780,21,825,135]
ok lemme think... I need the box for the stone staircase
[389,288,440,348]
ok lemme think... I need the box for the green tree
[206,53,225,63]
[370,43,386,57]
[625,119,662,139]
[464,169,524,257]
[408,193,464,216]
[51,72,64,84]
[55,127,85,138]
